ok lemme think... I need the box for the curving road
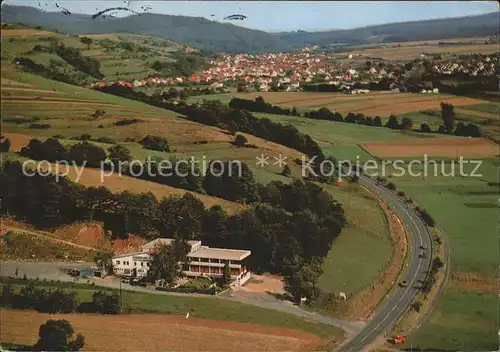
[337,173,434,352]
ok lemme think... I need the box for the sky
[5,0,499,32]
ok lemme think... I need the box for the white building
[111,238,252,285]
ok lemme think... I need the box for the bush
[0,137,11,152]
[139,135,170,152]
[397,190,405,197]
[94,137,116,144]
[419,209,435,227]
[108,145,132,166]
[387,182,396,191]
[29,123,51,129]
[92,109,105,118]
[281,165,291,177]
[68,142,107,168]
[114,119,139,126]
[411,301,422,312]
[234,134,248,147]
[91,291,120,314]
[34,319,85,351]
[420,123,432,133]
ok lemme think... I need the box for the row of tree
[0,282,120,315]
[1,161,345,294]
[96,85,325,161]
[229,96,482,138]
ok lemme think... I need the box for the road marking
[342,178,430,352]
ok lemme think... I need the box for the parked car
[130,277,147,287]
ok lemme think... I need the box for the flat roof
[113,251,148,259]
[142,238,200,249]
[188,246,251,261]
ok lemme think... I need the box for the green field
[405,288,498,351]
[0,278,343,339]
[253,112,445,163]
[461,102,500,115]
[381,158,498,277]
[319,183,392,294]
[0,28,186,83]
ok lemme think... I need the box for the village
[89,51,499,94]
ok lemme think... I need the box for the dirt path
[1,225,98,252]
[1,87,65,95]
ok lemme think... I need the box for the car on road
[130,277,147,287]
[388,335,406,344]
[419,252,427,259]
[420,245,428,250]
[398,280,408,288]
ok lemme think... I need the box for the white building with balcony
[111,238,252,285]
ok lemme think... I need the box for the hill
[1,4,498,52]
[0,5,291,53]
[276,12,500,48]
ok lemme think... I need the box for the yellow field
[347,37,498,60]
[0,29,54,37]
[1,309,320,352]
[234,91,487,117]
[361,137,499,158]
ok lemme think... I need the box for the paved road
[337,174,434,351]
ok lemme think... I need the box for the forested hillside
[2,5,498,52]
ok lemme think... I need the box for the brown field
[451,272,497,294]
[79,34,121,41]
[0,29,54,37]
[455,107,499,120]
[1,133,33,152]
[234,91,487,117]
[361,137,499,158]
[1,87,65,95]
[348,40,498,61]
[1,79,33,87]
[0,309,320,351]
[30,162,245,214]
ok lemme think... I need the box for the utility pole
[119,279,123,309]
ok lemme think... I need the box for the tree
[94,251,114,275]
[385,115,400,129]
[34,319,85,351]
[284,259,323,303]
[387,182,396,191]
[281,165,291,177]
[234,134,248,147]
[79,37,93,50]
[0,137,10,152]
[179,90,189,100]
[420,123,432,133]
[222,262,231,285]
[373,116,382,127]
[108,144,132,167]
[68,142,106,168]
[139,135,170,152]
[401,117,413,130]
[440,102,455,134]
[91,291,120,314]
[147,241,188,285]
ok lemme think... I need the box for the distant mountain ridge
[1,5,498,53]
